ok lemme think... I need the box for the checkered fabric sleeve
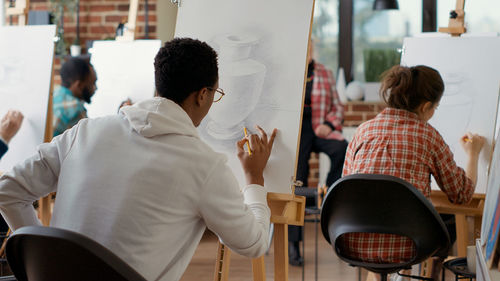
[310,63,345,140]
[340,107,475,263]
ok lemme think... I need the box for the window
[353,0,422,82]
[312,0,340,76]
[438,0,500,33]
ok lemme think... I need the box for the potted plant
[50,0,79,56]
[363,48,401,101]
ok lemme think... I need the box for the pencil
[243,127,252,155]
[464,137,472,143]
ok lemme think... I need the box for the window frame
[338,0,437,82]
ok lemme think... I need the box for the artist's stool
[442,257,475,281]
[295,187,320,281]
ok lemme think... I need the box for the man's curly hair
[154,38,218,104]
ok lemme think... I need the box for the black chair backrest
[6,226,147,281]
[320,174,450,271]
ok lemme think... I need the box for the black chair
[6,226,147,281]
[320,174,450,281]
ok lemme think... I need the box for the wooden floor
[180,219,361,281]
[180,220,461,281]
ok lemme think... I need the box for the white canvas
[175,0,314,193]
[481,136,500,244]
[0,25,55,172]
[401,37,500,194]
[87,40,161,118]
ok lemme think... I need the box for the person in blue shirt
[0,110,23,160]
[53,57,97,137]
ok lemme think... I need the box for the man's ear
[69,80,82,95]
[195,88,210,106]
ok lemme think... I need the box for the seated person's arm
[0,110,24,159]
[322,69,344,135]
[460,133,486,187]
[199,126,277,258]
[431,132,485,204]
[0,122,80,230]
[0,110,23,144]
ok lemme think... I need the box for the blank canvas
[0,25,55,172]
[401,36,500,194]
[87,40,161,118]
[175,0,314,193]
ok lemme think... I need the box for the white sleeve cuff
[242,184,268,205]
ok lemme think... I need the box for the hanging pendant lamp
[373,0,399,10]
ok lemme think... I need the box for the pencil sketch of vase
[430,72,472,153]
[206,34,266,140]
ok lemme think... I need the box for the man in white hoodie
[0,38,277,281]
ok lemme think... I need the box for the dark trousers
[290,120,348,243]
[295,121,348,188]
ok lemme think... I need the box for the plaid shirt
[311,63,344,140]
[53,86,87,137]
[341,107,474,263]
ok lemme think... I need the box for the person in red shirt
[289,39,348,266]
[342,65,485,267]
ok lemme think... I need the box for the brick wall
[28,0,158,44]
[306,101,386,188]
[6,0,158,83]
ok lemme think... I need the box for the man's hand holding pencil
[237,125,278,186]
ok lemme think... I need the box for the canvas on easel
[485,191,500,269]
[0,25,56,172]
[175,0,315,194]
[401,36,500,194]
[86,40,161,118]
[482,94,500,244]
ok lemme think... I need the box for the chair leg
[380,273,388,281]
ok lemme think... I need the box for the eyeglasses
[207,87,225,103]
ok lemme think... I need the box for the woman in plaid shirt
[342,65,485,264]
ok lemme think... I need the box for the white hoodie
[0,97,270,281]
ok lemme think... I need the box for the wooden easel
[37,56,56,226]
[116,0,139,41]
[438,0,466,37]
[0,26,56,260]
[4,0,29,25]
[1,3,54,226]
[214,192,305,281]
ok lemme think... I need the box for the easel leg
[214,242,231,281]
[252,256,266,281]
[38,196,51,226]
[274,223,288,281]
[455,214,468,257]
[473,215,482,240]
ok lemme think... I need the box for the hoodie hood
[120,97,199,138]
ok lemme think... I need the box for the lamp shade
[373,0,399,10]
